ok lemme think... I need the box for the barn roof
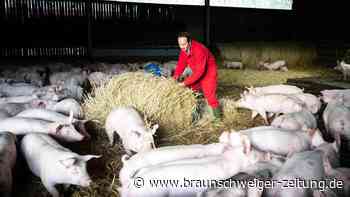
[111,0,293,10]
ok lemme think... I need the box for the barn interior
[1,0,350,197]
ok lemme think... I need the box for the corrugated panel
[0,0,177,57]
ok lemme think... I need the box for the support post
[205,0,210,47]
[87,0,93,61]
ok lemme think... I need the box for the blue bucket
[144,63,162,77]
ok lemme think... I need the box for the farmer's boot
[209,106,222,122]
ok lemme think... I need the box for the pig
[19,67,47,87]
[31,99,58,109]
[0,132,17,197]
[197,173,264,197]
[0,102,29,116]
[0,67,46,87]
[241,159,284,179]
[88,71,112,87]
[315,142,340,169]
[271,110,317,131]
[223,60,244,69]
[62,83,84,102]
[34,85,70,101]
[265,150,325,197]
[119,143,228,186]
[225,126,325,157]
[105,106,159,154]
[322,101,350,147]
[323,158,350,197]
[0,95,39,104]
[16,108,91,139]
[0,82,38,97]
[161,60,177,77]
[320,89,350,107]
[49,98,83,119]
[259,60,288,71]
[289,93,322,114]
[338,60,350,80]
[246,84,304,95]
[49,70,81,85]
[236,93,305,124]
[0,114,84,142]
[120,140,261,197]
[313,189,338,197]
[0,110,10,120]
[20,134,100,197]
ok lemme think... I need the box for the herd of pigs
[0,61,349,197]
[223,59,288,71]
[114,85,350,197]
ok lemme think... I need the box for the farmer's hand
[179,82,186,87]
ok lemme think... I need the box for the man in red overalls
[173,32,221,120]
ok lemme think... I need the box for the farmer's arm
[183,49,208,86]
[173,52,187,81]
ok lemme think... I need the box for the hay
[83,72,198,137]
[218,66,339,88]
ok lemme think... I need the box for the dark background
[0,0,348,61]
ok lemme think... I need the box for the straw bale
[83,71,199,137]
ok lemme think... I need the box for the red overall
[173,40,219,108]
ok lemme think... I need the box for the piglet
[120,140,260,197]
[226,126,325,157]
[21,134,100,197]
[322,101,350,147]
[49,98,84,119]
[246,84,304,95]
[105,106,158,154]
[223,60,244,69]
[16,108,90,139]
[289,93,322,114]
[316,142,340,169]
[258,60,288,71]
[0,132,16,197]
[0,114,84,142]
[197,173,264,197]
[271,110,317,131]
[119,143,227,187]
[0,83,38,97]
[265,150,325,197]
[236,93,305,124]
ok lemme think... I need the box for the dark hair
[177,32,191,42]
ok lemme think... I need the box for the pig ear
[68,110,74,123]
[54,123,64,134]
[301,125,308,132]
[33,100,47,108]
[151,124,159,134]
[59,157,77,168]
[80,155,102,162]
[121,154,130,164]
[307,128,316,137]
[264,152,272,161]
[131,130,141,137]
[332,141,339,153]
[219,131,230,144]
[312,190,325,197]
[334,133,341,149]
[241,135,251,155]
[323,157,333,176]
